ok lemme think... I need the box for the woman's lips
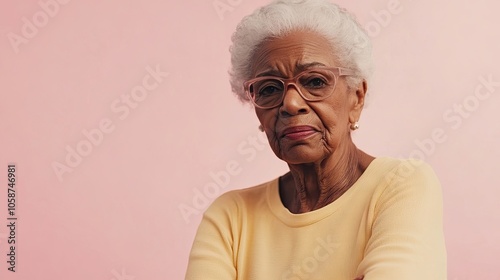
[281,126,318,140]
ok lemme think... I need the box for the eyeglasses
[244,67,355,109]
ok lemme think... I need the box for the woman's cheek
[262,128,282,159]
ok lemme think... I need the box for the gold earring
[350,122,359,130]
[258,125,264,132]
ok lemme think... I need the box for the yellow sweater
[186,157,447,279]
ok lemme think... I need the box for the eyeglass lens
[250,69,338,108]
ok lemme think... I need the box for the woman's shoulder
[205,178,278,213]
[367,157,437,179]
[372,157,438,181]
[367,157,442,201]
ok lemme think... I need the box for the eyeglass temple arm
[338,68,356,76]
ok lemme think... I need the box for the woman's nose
[279,84,309,116]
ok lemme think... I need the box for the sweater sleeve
[185,192,238,280]
[356,160,447,280]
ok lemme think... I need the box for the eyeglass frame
[243,67,356,109]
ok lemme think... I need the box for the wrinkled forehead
[249,30,339,78]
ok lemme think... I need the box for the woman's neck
[279,145,374,214]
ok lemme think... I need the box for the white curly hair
[229,0,374,103]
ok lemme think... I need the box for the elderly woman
[186,0,447,279]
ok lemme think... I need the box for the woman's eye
[304,77,327,88]
[258,82,283,96]
[259,86,280,96]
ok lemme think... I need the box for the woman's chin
[276,149,326,165]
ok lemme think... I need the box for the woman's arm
[185,192,237,280]
[355,160,447,279]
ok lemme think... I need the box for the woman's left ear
[349,80,367,124]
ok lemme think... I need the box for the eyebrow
[255,62,328,77]
[297,62,328,70]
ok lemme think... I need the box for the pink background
[1,0,499,279]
